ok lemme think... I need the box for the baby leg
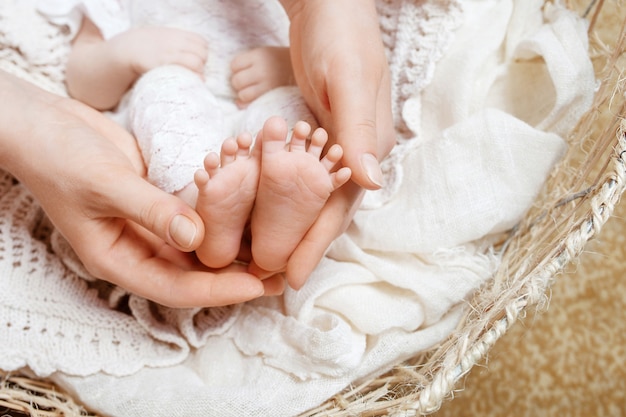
[250,116,351,272]
[194,133,260,269]
[129,65,226,194]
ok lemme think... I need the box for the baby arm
[66,17,209,110]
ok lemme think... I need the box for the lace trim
[363,0,462,210]
[378,0,463,138]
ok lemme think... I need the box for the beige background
[433,202,626,416]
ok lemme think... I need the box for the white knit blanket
[0,1,594,416]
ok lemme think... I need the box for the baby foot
[230,46,294,107]
[194,133,260,269]
[251,116,351,272]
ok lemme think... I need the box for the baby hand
[112,26,209,78]
[230,47,294,107]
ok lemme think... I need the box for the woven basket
[1,0,625,416]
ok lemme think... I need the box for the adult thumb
[103,171,205,252]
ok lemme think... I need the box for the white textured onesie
[38,0,316,192]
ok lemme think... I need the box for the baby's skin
[193,132,259,268]
[193,116,351,272]
[230,46,293,107]
[251,117,351,272]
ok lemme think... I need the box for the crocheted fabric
[0,0,69,96]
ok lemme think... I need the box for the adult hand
[275,0,396,288]
[280,0,396,190]
[0,72,273,307]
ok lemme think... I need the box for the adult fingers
[69,218,264,307]
[97,169,206,252]
[326,65,387,190]
[375,69,396,158]
[133,266,264,308]
[95,227,264,307]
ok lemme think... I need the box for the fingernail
[169,214,197,249]
[361,153,384,187]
